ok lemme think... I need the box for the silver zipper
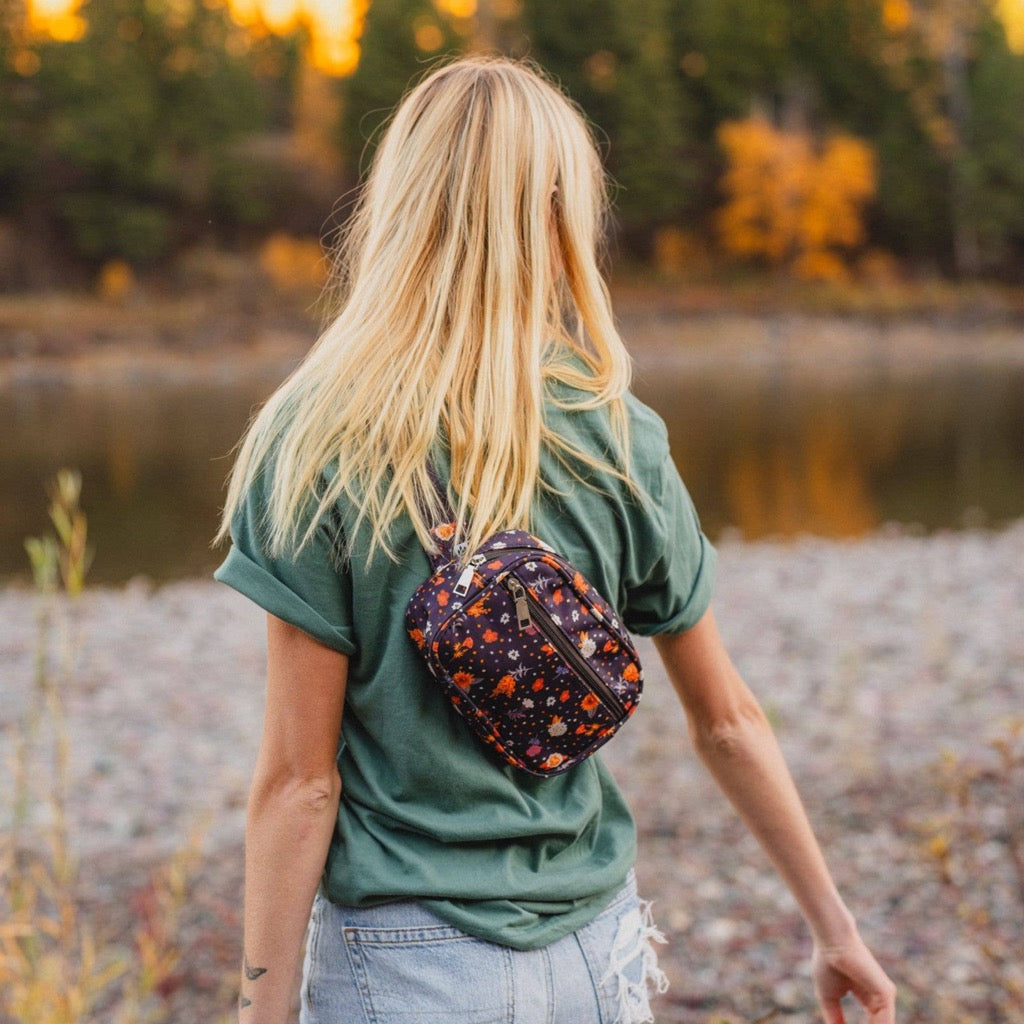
[453,553,487,597]
[505,576,534,630]
[500,575,628,717]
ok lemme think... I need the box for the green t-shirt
[213,380,716,950]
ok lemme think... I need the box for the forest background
[3,0,1024,298]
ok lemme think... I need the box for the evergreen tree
[524,0,692,255]
[962,12,1024,275]
[336,0,467,183]
[1,0,289,265]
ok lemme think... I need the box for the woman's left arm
[237,613,349,1024]
[653,607,897,1024]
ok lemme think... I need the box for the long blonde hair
[213,54,641,569]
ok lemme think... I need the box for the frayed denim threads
[599,899,670,1024]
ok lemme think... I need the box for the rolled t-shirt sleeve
[213,465,357,656]
[621,449,717,637]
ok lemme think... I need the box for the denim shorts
[298,868,669,1024]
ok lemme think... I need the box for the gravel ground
[2,523,1022,1023]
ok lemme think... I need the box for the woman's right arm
[652,606,897,1024]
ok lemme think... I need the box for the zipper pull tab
[506,577,532,631]
[453,554,485,597]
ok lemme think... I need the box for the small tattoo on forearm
[244,953,267,981]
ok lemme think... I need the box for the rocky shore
[2,523,1022,1022]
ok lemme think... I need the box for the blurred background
[1,4,1023,1024]
[0,0,1023,581]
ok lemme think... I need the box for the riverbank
[3,276,1024,388]
[2,524,1022,1021]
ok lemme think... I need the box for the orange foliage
[258,233,329,293]
[716,118,876,281]
[24,0,86,41]
[226,0,370,75]
[997,0,1024,53]
[96,259,135,302]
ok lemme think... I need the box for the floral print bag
[405,465,644,776]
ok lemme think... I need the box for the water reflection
[2,359,1022,583]
[634,360,1024,541]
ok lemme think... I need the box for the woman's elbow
[249,767,342,815]
[690,699,772,758]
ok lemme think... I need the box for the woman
[213,54,896,1024]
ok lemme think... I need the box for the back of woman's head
[215,54,638,568]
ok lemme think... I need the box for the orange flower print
[559,689,570,702]
[435,522,456,540]
[581,693,600,714]
[540,752,565,771]
[452,671,474,690]
[466,599,491,617]
[552,588,565,604]
[438,589,450,607]
[622,662,639,684]
[573,571,587,592]
[408,628,425,649]
[487,559,503,570]
[540,643,555,656]
[492,674,516,697]
[576,722,601,736]
[548,715,567,737]
[482,629,499,643]
[452,637,474,658]
[532,679,545,691]
[603,638,620,653]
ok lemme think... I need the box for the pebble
[2,521,1023,1023]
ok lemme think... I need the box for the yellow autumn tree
[715,118,876,281]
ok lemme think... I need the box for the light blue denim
[298,868,668,1024]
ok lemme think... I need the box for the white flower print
[579,635,597,658]
[508,649,520,661]
[500,612,511,624]
[546,696,556,706]
[522,698,534,708]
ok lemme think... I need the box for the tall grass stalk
[0,469,211,1023]
[919,716,1024,1018]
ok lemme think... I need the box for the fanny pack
[405,463,644,776]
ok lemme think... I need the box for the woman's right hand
[811,931,897,1024]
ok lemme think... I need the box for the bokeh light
[25,0,87,41]
[998,0,1024,52]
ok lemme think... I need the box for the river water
[3,344,1023,584]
